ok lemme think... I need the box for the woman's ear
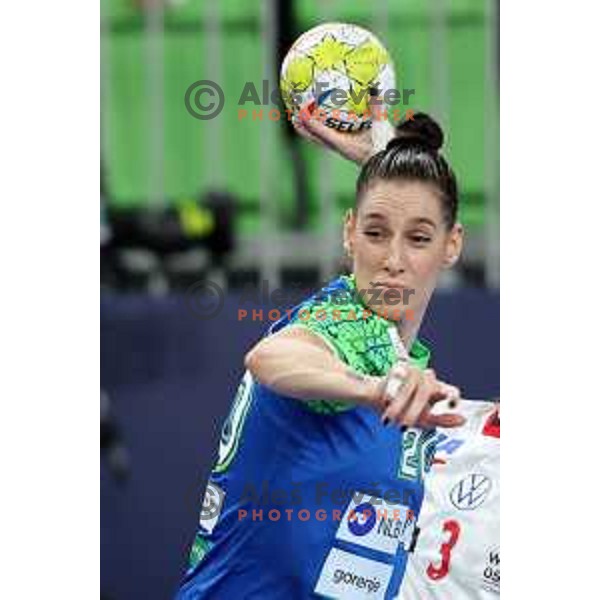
[343,209,356,257]
[444,223,464,268]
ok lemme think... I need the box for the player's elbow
[244,346,259,374]
[244,343,268,382]
[244,338,283,387]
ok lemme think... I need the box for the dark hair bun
[387,112,444,153]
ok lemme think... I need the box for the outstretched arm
[245,325,381,406]
[244,326,464,429]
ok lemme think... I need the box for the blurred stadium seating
[101,0,499,290]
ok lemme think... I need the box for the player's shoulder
[268,275,359,332]
[272,275,401,372]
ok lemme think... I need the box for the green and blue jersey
[176,275,435,600]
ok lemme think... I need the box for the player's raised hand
[292,95,395,165]
[377,364,465,429]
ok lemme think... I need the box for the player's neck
[397,305,425,353]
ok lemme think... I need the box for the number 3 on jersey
[426,519,461,580]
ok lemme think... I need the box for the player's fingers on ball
[302,115,372,165]
[292,119,309,136]
[297,99,316,118]
[293,119,320,143]
[303,117,345,147]
[301,116,330,138]
[296,118,347,154]
[297,117,333,145]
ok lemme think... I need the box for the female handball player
[175,111,466,600]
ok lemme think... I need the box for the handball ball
[280,23,396,132]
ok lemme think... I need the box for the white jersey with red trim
[398,399,500,599]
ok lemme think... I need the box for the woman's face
[344,179,463,322]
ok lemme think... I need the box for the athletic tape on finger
[384,372,406,400]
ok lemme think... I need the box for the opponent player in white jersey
[398,399,500,599]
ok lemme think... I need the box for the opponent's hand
[292,96,395,166]
[377,364,465,429]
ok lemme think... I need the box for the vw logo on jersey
[450,473,492,510]
[347,503,377,536]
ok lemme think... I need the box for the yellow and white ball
[280,23,396,132]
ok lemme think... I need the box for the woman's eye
[409,234,432,244]
[364,230,383,238]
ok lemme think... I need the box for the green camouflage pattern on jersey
[291,274,431,414]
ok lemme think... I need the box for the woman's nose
[385,243,406,274]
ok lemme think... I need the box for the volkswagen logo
[450,473,492,510]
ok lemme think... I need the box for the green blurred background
[101,0,498,288]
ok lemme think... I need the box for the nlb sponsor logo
[314,548,392,600]
[347,503,377,536]
[338,492,416,555]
